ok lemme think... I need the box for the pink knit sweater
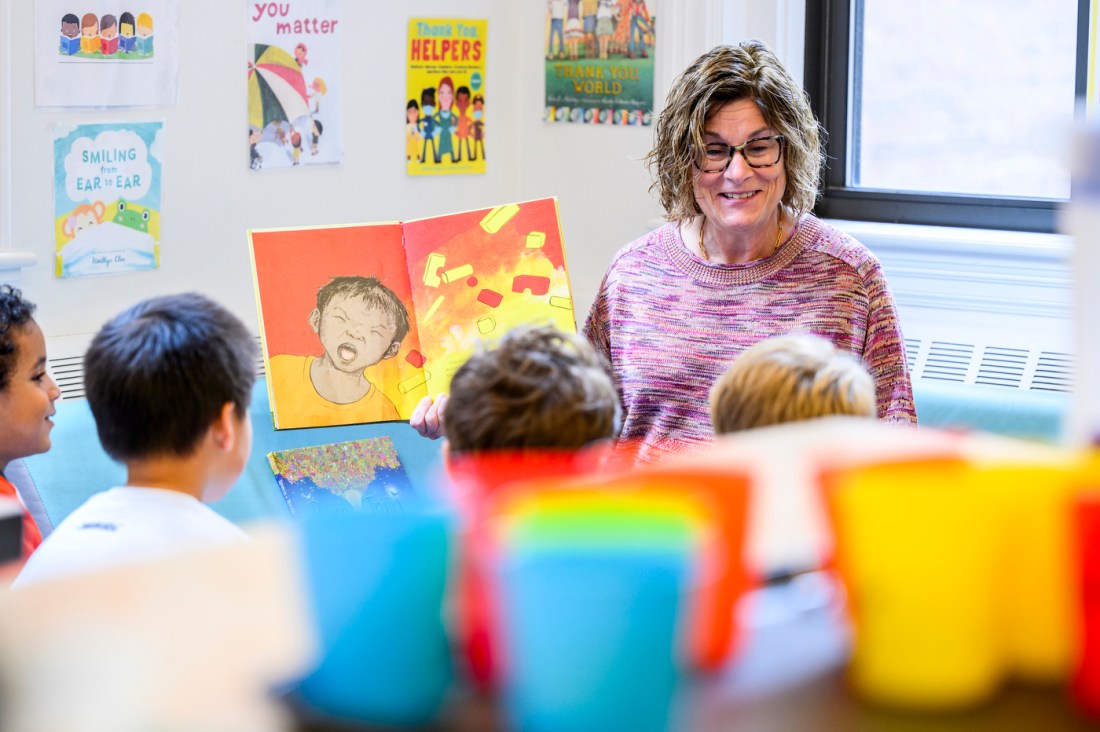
[583,215,917,461]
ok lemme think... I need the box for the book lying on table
[267,437,415,517]
[249,197,574,429]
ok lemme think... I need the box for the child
[0,286,59,561]
[429,323,621,692]
[13,293,257,587]
[709,333,875,434]
[289,125,302,165]
[268,276,410,428]
[310,118,323,156]
[443,323,621,455]
[406,98,421,162]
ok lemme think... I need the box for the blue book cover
[59,34,80,55]
[267,436,415,517]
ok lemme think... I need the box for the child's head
[100,14,117,38]
[83,293,257,469]
[310,276,410,373]
[445,323,621,455]
[61,13,80,38]
[709,333,875,434]
[0,286,60,471]
[407,99,419,123]
[81,13,98,36]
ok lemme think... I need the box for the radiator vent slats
[976,346,1027,389]
[903,338,920,371]
[1032,352,1074,393]
[901,339,1073,394]
[47,355,86,401]
[49,337,267,402]
[922,341,973,383]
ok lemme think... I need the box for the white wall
[0,1,779,341]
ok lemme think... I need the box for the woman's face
[692,98,786,239]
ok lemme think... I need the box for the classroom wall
[0,0,660,343]
[0,1,786,343]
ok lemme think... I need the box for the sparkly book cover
[248,197,575,430]
[267,436,414,517]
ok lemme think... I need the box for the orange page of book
[249,222,427,429]
[401,197,575,397]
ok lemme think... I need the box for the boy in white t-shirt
[14,293,258,587]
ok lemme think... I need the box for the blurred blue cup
[294,507,455,726]
[495,547,690,732]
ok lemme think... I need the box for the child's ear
[441,439,452,471]
[383,341,401,359]
[211,401,240,451]
[308,308,321,334]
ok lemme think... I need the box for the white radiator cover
[46,334,266,402]
[834,218,1074,396]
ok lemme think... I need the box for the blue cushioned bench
[12,378,445,536]
[912,378,1071,444]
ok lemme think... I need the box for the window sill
[825,218,1072,322]
[0,251,39,280]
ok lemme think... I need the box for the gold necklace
[697,217,784,262]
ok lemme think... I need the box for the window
[804,0,1088,232]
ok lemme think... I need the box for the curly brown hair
[445,323,621,455]
[646,40,826,222]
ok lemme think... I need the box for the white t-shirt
[13,487,249,587]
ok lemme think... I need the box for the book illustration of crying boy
[268,276,410,427]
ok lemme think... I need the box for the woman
[583,41,915,461]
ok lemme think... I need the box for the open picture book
[249,197,574,429]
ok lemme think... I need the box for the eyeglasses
[696,135,785,173]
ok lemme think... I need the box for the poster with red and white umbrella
[247,1,342,170]
[248,44,310,132]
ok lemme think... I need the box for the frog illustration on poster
[247,0,343,170]
[52,121,164,278]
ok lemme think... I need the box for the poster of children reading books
[249,198,575,430]
[34,0,180,107]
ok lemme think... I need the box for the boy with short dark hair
[268,275,410,427]
[14,292,258,586]
[0,285,60,561]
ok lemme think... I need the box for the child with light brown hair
[709,333,876,434]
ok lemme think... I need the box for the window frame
[803,0,1090,233]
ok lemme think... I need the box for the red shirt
[0,475,43,560]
